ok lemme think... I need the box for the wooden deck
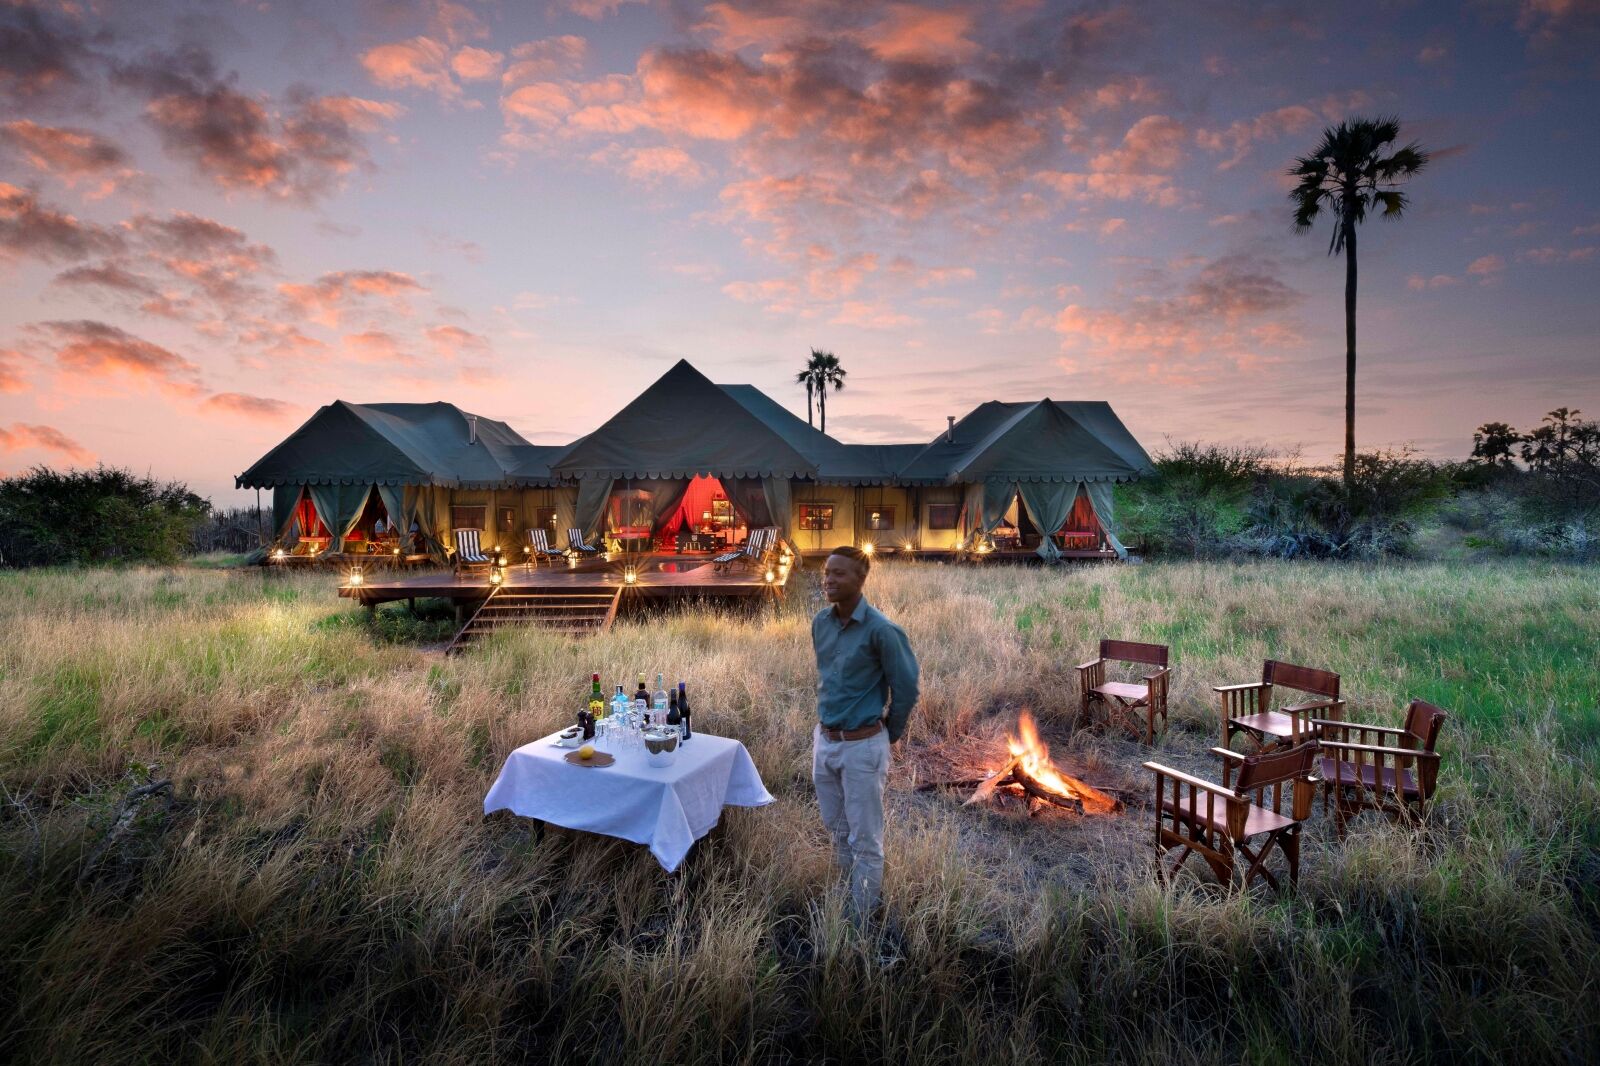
[336,554,789,608]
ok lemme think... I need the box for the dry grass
[1,559,1597,1064]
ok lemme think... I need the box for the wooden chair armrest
[1142,761,1238,800]
[1319,740,1441,760]
[1210,746,1245,788]
[1213,681,1268,693]
[1075,658,1104,672]
[1313,719,1405,736]
[1142,666,1171,682]
[1283,698,1345,714]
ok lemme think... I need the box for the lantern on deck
[347,567,364,587]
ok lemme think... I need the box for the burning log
[963,711,1121,815]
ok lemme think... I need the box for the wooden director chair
[1144,744,1318,891]
[1216,659,1344,753]
[1313,698,1448,835]
[1077,639,1171,744]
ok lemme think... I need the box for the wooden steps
[446,588,621,653]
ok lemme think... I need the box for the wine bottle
[635,673,652,708]
[666,688,682,740]
[677,681,692,741]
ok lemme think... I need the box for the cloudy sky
[2,0,1597,504]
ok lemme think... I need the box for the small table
[483,730,774,871]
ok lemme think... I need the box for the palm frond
[1375,189,1407,217]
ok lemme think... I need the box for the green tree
[795,348,847,432]
[1471,421,1524,467]
[1289,117,1428,487]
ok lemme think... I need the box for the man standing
[812,545,919,920]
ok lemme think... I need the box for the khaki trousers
[812,725,890,916]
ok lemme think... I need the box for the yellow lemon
[578,744,596,760]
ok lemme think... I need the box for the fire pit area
[910,710,1139,822]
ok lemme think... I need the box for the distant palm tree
[796,348,847,432]
[1289,117,1428,488]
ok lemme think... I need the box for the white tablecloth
[483,731,774,871]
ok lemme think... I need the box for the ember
[965,711,1121,815]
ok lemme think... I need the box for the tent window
[866,507,895,530]
[799,504,834,530]
[451,505,486,530]
[926,504,960,530]
[496,507,516,534]
[532,507,558,532]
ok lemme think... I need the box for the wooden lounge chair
[1077,639,1171,743]
[1313,699,1448,835]
[566,528,601,557]
[523,526,566,566]
[453,528,492,576]
[1216,660,1344,754]
[713,526,773,571]
[1144,744,1318,892]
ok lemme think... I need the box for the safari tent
[236,360,1155,562]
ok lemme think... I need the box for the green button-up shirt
[812,597,920,742]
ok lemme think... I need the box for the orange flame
[1007,710,1118,815]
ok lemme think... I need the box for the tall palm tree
[1289,117,1427,488]
[795,351,817,427]
[796,348,847,432]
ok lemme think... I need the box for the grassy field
[1,559,1596,1064]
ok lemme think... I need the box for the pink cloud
[1407,273,1459,290]
[502,36,589,89]
[39,319,205,397]
[589,143,707,185]
[342,330,419,366]
[119,49,400,202]
[1467,254,1505,276]
[0,182,125,263]
[0,422,92,463]
[1516,245,1596,263]
[201,393,296,421]
[0,348,32,393]
[1091,114,1189,173]
[1033,170,1183,207]
[425,324,489,359]
[1195,104,1320,170]
[858,4,979,62]
[830,300,918,330]
[1052,253,1301,383]
[0,120,138,198]
[452,46,504,81]
[362,37,458,99]
[279,270,427,327]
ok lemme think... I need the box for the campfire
[963,711,1121,815]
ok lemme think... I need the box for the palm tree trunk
[819,387,826,434]
[805,380,814,427]
[1343,218,1357,488]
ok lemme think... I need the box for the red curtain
[1061,490,1102,534]
[659,475,727,539]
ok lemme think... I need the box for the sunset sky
[2,0,1597,505]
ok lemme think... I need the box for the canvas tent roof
[236,361,1154,492]
[550,360,819,479]
[895,400,1154,484]
[235,401,565,489]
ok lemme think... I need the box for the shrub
[0,466,211,568]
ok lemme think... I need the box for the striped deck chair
[566,528,601,556]
[453,528,492,576]
[714,527,773,571]
[523,526,566,565]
